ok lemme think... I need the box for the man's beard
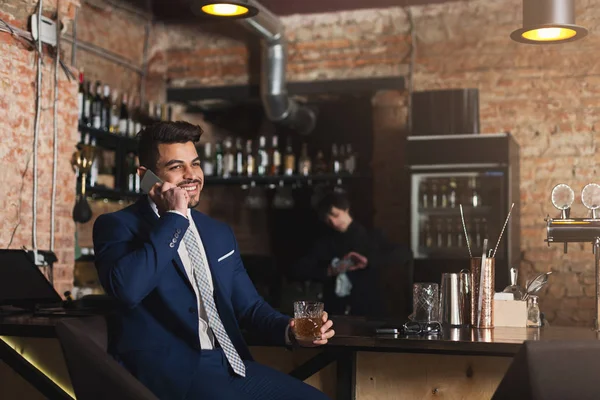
[188,197,200,209]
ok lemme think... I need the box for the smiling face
[150,141,204,208]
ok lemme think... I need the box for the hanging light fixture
[510,0,587,44]
[198,1,259,18]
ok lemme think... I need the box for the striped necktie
[182,228,246,377]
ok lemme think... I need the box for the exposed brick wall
[412,0,600,326]
[0,0,80,297]
[147,1,600,326]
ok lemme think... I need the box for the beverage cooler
[406,133,520,291]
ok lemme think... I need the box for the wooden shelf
[417,205,492,216]
[204,173,369,186]
[78,124,138,153]
[86,186,142,201]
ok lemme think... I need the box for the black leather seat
[56,315,158,400]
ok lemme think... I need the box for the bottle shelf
[78,124,138,153]
[84,173,370,201]
[86,186,143,201]
[204,173,369,186]
[416,246,502,259]
[417,205,492,216]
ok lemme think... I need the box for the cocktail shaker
[440,272,470,326]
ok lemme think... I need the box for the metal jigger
[545,183,600,331]
[71,144,96,223]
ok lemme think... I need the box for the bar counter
[2,314,599,399]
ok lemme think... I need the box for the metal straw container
[470,257,495,329]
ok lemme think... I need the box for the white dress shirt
[149,198,215,350]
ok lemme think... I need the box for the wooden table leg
[336,350,356,400]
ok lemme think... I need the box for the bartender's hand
[289,312,335,347]
[148,181,189,216]
[345,251,368,271]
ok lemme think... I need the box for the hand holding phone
[141,170,189,215]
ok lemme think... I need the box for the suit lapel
[137,197,194,290]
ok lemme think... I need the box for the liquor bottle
[314,150,327,174]
[423,220,433,248]
[77,72,85,125]
[215,142,224,177]
[470,177,481,207]
[420,181,429,208]
[127,153,137,193]
[456,219,464,248]
[284,136,295,176]
[118,93,129,137]
[449,178,457,208]
[257,136,269,176]
[155,103,162,121]
[84,81,93,127]
[134,155,141,192]
[339,145,347,173]
[91,81,103,129]
[202,143,214,177]
[245,140,255,177]
[345,144,356,174]
[127,93,136,137]
[133,96,143,133]
[161,104,168,122]
[235,138,244,176]
[223,138,235,178]
[331,144,342,174]
[109,89,119,134]
[298,143,311,176]
[435,218,443,248]
[446,218,453,247]
[440,180,448,208]
[89,138,99,188]
[101,84,111,132]
[269,135,281,176]
[167,105,173,122]
[431,180,439,208]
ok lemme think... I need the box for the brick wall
[3,0,598,325]
[0,0,79,297]
[148,1,600,326]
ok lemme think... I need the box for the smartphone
[375,326,400,335]
[140,170,163,194]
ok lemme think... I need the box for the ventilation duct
[236,1,316,135]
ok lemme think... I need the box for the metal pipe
[236,0,316,135]
[596,238,600,332]
[62,34,143,74]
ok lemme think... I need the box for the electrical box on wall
[29,14,61,46]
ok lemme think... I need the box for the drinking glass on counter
[410,282,440,323]
[293,301,324,341]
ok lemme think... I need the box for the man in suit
[93,121,334,400]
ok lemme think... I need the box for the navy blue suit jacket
[93,198,290,399]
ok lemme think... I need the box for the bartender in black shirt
[292,191,411,317]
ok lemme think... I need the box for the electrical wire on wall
[32,0,44,251]
[49,0,61,284]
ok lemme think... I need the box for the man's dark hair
[137,121,203,170]
[316,191,351,221]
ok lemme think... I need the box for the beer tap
[546,183,600,331]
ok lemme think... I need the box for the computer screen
[0,249,62,307]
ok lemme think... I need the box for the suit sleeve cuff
[166,210,188,219]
